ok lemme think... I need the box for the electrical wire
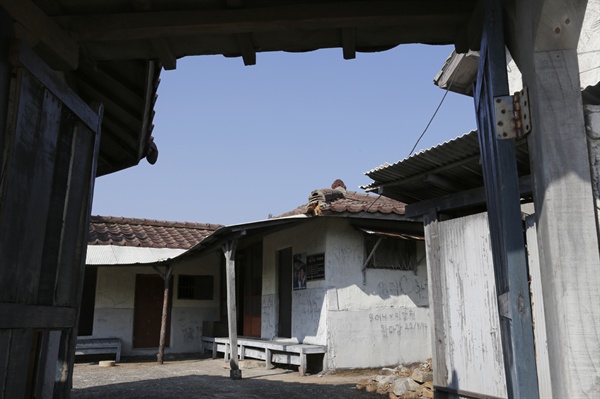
[407,88,451,156]
[361,53,464,216]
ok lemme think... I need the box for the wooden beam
[405,175,532,217]
[422,210,449,389]
[235,33,256,66]
[152,38,177,70]
[8,41,97,130]
[504,1,599,396]
[474,0,539,396]
[0,0,79,70]
[223,238,242,380]
[0,304,77,329]
[130,1,177,70]
[342,28,356,60]
[54,1,475,42]
[533,0,587,52]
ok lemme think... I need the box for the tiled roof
[89,216,222,249]
[276,179,406,218]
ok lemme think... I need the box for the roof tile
[89,216,222,249]
[276,179,406,218]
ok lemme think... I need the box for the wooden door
[0,41,101,398]
[238,243,262,337]
[133,274,172,348]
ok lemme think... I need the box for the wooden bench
[201,336,326,376]
[75,337,121,362]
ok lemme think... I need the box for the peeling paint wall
[91,251,221,356]
[262,219,328,344]
[262,218,430,370]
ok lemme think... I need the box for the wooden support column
[154,264,173,365]
[473,0,539,396]
[422,210,449,396]
[505,1,600,396]
[223,238,242,380]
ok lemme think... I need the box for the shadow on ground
[72,358,381,399]
[72,374,380,399]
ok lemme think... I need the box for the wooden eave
[1,0,482,176]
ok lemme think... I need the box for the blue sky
[92,44,477,225]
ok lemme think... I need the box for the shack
[83,216,222,357]
[192,180,429,371]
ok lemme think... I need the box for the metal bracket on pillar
[494,86,531,139]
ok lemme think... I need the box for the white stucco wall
[262,219,329,345]
[91,251,221,356]
[262,218,430,370]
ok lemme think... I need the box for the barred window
[177,275,213,300]
[365,235,417,271]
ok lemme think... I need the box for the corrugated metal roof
[363,130,530,203]
[86,246,185,266]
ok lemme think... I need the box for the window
[177,275,214,300]
[365,234,418,271]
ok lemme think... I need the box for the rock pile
[356,359,434,399]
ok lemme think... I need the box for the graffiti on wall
[369,309,428,338]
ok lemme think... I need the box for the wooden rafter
[342,27,356,60]
[0,0,78,70]
[235,33,256,66]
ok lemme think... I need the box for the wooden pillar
[474,0,539,396]
[422,210,449,398]
[505,1,600,397]
[155,264,173,365]
[223,238,241,380]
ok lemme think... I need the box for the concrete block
[98,361,115,367]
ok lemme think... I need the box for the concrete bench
[201,336,326,376]
[76,337,121,362]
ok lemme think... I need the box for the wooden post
[155,264,173,365]
[473,1,539,396]
[223,239,241,380]
[422,210,449,392]
[505,1,600,396]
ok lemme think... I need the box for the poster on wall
[307,253,325,281]
[293,253,307,290]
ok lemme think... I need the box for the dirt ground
[72,355,382,399]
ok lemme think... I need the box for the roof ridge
[90,215,222,230]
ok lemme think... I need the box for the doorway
[133,274,172,348]
[278,247,292,338]
[237,243,262,337]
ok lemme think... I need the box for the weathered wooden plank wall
[432,212,507,398]
[0,38,101,398]
[525,215,552,399]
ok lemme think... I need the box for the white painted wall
[90,251,221,356]
[262,218,430,370]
